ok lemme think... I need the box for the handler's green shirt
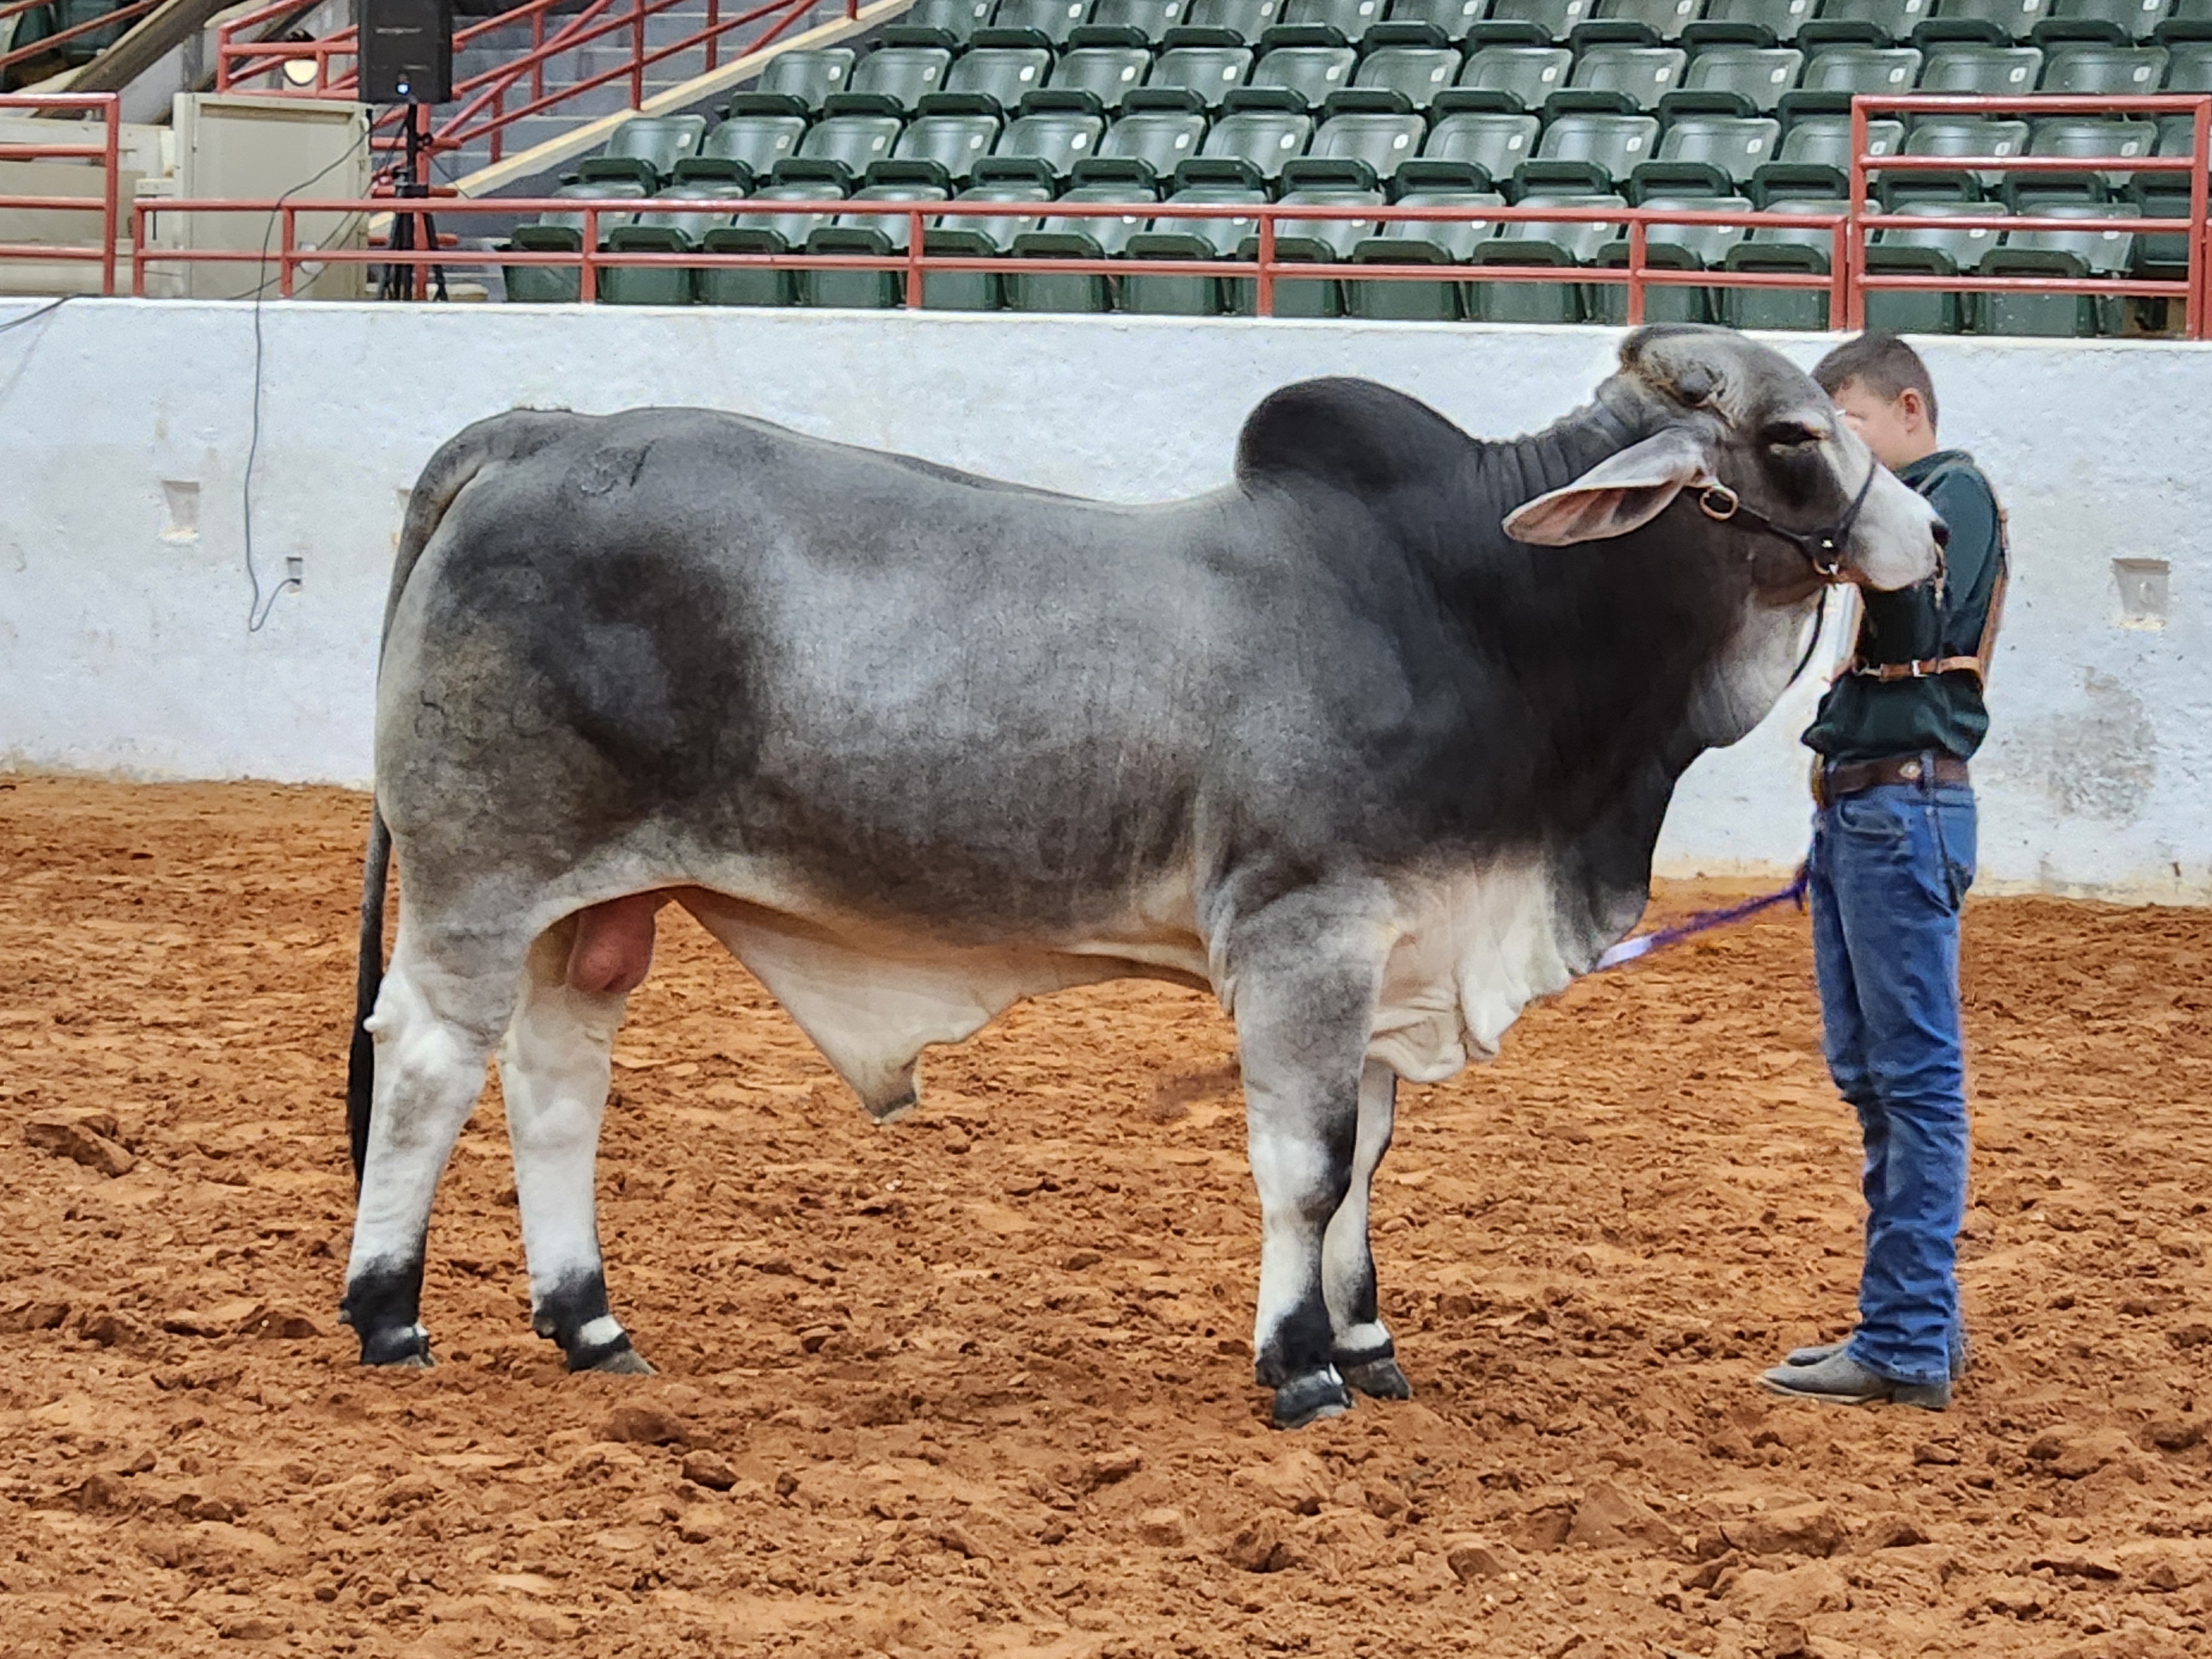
[1802,448,2002,766]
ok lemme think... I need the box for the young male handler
[1760,334,2006,1412]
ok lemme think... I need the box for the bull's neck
[1423,393,1750,945]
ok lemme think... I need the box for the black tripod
[380,105,448,302]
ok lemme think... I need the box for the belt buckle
[1898,759,1923,782]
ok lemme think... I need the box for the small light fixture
[282,56,319,87]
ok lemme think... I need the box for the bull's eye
[1761,419,1826,450]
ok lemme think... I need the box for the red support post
[100,96,119,298]
[1845,96,1869,334]
[279,204,296,298]
[582,207,598,302]
[1625,216,1645,326]
[2189,96,2210,342]
[906,208,925,309]
[707,0,720,74]
[632,0,646,107]
[1255,208,1274,319]
[130,200,146,298]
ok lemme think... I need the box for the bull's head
[1503,325,1944,597]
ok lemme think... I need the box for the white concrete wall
[4,298,2209,900]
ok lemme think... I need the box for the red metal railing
[126,191,1851,314]
[0,90,120,296]
[216,0,853,169]
[1847,93,2212,337]
[0,0,160,75]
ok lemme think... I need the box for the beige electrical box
[135,92,371,301]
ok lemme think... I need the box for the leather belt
[1813,753,1970,808]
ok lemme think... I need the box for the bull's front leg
[1322,1061,1412,1400]
[1229,904,1387,1429]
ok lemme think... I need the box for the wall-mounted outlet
[285,555,304,588]
[2114,558,2169,629]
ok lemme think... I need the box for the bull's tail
[348,802,391,1183]
[349,412,571,1186]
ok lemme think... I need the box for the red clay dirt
[2,774,2210,1659]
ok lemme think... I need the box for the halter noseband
[1691,458,1880,585]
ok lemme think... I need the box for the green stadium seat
[2167,35,2212,79]
[748,49,857,113]
[599,222,701,307]
[1286,0,1390,39]
[984,101,1113,181]
[1569,45,1688,108]
[1086,97,1211,185]
[1798,44,1923,94]
[1000,229,1115,310]
[1866,199,2005,331]
[1306,107,1428,180]
[1120,182,1268,310]
[851,45,954,109]
[1681,45,1803,109]
[580,114,709,190]
[1973,247,2109,334]
[1090,0,1189,33]
[1454,44,1575,107]
[1423,108,1541,185]
[1052,43,1155,106]
[942,41,1050,113]
[694,183,849,307]
[1521,111,1658,190]
[994,0,1095,43]
[1152,40,1256,104]
[2044,0,2171,38]
[802,182,951,307]
[890,112,1005,183]
[1386,0,1491,40]
[1902,114,2031,193]
[1918,41,2044,88]
[1186,105,1316,181]
[2158,0,2212,32]
[1343,182,1498,317]
[1355,38,1465,105]
[2129,116,2195,286]
[908,0,997,43]
[503,181,646,304]
[1483,0,1597,40]
[776,114,905,188]
[1703,0,1817,40]
[1228,184,1382,313]
[2030,114,2161,190]
[1814,0,1933,43]
[2042,39,2169,84]
[1757,112,1904,197]
[681,114,805,184]
[1182,0,1285,35]
[1588,191,1749,324]
[1933,0,2047,40]
[1594,0,1702,37]
[1466,222,1592,322]
[1650,113,1780,185]
[1717,227,1833,328]
[1048,180,1162,252]
[1253,40,1361,104]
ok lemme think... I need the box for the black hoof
[1339,1353,1412,1400]
[1271,1369,1352,1430]
[358,1326,432,1367]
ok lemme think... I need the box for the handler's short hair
[1812,332,1939,432]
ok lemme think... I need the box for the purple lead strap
[1594,867,1811,972]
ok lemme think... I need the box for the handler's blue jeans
[1807,773,1976,1389]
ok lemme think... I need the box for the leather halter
[1691,457,1881,585]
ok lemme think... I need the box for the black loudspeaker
[359,0,454,104]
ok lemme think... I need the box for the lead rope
[1594,868,1811,972]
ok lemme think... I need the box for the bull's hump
[1233,378,1473,498]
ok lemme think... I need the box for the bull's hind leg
[343,918,528,1365]
[1322,1061,1412,1400]
[498,917,651,1373]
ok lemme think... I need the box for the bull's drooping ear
[1503,426,1717,547]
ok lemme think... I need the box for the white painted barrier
[4,299,2209,899]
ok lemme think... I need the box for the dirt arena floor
[3,776,2211,1659]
